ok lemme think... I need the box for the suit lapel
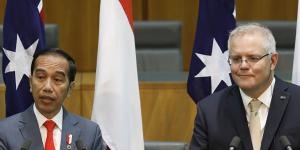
[19,105,44,149]
[225,86,252,150]
[60,108,81,150]
[261,79,290,150]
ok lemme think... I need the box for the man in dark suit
[190,23,300,150]
[0,49,103,150]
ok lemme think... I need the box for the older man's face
[229,33,278,97]
[30,55,73,118]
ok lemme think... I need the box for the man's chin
[38,107,53,113]
[37,104,54,113]
[38,108,58,118]
[236,82,255,91]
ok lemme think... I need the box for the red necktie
[44,120,56,150]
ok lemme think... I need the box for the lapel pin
[66,134,72,145]
[280,95,287,100]
[66,134,72,149]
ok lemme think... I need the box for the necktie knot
[44,120,56,132]
[249,99,262,112]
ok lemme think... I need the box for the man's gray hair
[228,23,276,53]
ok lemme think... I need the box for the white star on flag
[195,38,232,93]
[3,34,39,89]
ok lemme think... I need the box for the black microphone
[279,136,293,150]
[228,136,241,150]
[20,140,31,150]
[76,140,87,150]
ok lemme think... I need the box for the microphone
[279,136,293,150]
[20,140,31,150]
[76,140,87,150]
[228,136,241,150]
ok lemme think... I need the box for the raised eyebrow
[55,70,67,78]
[229,55,241,58]
[34,68,46,74]
[34,68,66,77]
[248,54,263,58]
[230,54,261,58]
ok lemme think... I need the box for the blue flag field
[2,0,46,116]
[187,0,236,103]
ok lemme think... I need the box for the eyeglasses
[228,53,272,66]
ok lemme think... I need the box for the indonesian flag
[292,1,300,85]
[91,0,144,150]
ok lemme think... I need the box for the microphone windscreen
[229,136,241,148]
[279,136,292,147]
[20,140,31,150]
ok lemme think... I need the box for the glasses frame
[228,53,272,66]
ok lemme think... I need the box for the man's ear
[67,81,75,97]
[270,52,279,71]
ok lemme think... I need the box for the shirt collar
[33,103,63,130]
[240,77,275,108]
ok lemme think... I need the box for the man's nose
[43,79,53,93]
[239,59,250,68]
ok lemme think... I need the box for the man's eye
[248,57,260,62]
[55,78,63,82]
[231,57,241,62]
[37,76,45,79]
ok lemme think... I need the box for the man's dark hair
[30,48,77,82]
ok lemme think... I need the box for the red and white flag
[292,1,300,85]
[91,0,144,150]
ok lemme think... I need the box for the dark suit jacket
[190,78,300,150]
[0,105,103,150]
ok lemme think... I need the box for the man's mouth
[39,95,55,101]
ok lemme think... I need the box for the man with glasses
[190,23,300,150]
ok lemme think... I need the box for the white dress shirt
[240,78,275,136]
[34,104,63,150]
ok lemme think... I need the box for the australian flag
[2,0,46,116]
[187,0,236,103]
